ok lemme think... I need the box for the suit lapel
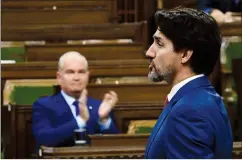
[54,92,74,118]
[145,102,174,156]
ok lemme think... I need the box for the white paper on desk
[1,60,16,64]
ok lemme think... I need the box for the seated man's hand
[98,91,118,121]
[210,9,226,23]
[78,89,90,122]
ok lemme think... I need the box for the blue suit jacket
[32,92,119,148]
[145,76,233,158]
[197,0,242,13]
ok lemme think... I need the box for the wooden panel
[89,134,149,147]
[113,102,162,132]
[2,0,115,11]
[40,139,242,159]
[1,21,147,46]
[1,59,149,80]
[2,0,117,25]
[219,22,242,36]
[42,145,145,159]
[1,106,17,159]
[86,84,170,103]
[2,9,110,25]
[25,43,145,61]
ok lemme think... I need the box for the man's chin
[72,89,83,93]
[69,90,81,98]
[148,72,163,82]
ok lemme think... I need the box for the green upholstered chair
[3,79,57,105]
[223,38,242,72]
[221,37,242,140]
[127,120,157,134]
[221,37,242,103]
[1,46,25,62]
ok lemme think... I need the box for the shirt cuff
[98,117,112,131]
[75,116,86,129]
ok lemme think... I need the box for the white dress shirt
[167,74,204,101]
[61,90,111,131]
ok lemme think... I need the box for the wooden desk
[1,59,149,80]
[219,21,242,36]
[41,145,144,159]
[41,134,148,159]
[25,43,145,61]
[2,0,116,13]
[40,134,242,158]
[3,9,112,25]
[1,22,147,46]
[2,0,117,25]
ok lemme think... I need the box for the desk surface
[40,134,242,159]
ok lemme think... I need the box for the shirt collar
[61,90,76,106]
[167,74,204,101]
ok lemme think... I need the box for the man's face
[57,56,89,97]
[146,29,181,83]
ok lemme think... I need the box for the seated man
[197,0,242,23]
[32,51,119,149]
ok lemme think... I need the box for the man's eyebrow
[153,35,163,41]
[79,69,87,72]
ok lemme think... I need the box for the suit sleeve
[100,111,119,134]
[32,100,78,146]
[164,109,215,158]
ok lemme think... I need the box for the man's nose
[146,43,155,60]
[73,73,80,80]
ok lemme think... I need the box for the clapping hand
[98,91,118,122]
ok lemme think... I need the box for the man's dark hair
[155,7,221,76]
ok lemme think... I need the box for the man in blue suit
[145,8,233,158]
[197,0,242,23]
[32,51,119,149]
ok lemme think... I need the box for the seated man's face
[57,57,89,97]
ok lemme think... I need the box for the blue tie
[73,101,79,116]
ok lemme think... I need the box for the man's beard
[148,70,164,82]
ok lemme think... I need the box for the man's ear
[181,50,193,64]
[56,71,61,84]
[86,71,90,82]
[87,71,90,77]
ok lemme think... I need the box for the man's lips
[72,83,82,86]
